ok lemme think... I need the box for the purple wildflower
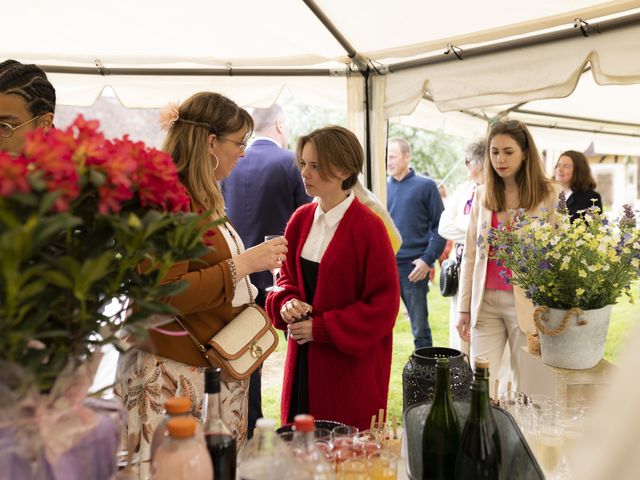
[620,204,636,228]
[557,191,567,213]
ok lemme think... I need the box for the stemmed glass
[265,235,285,292]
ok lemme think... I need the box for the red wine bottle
[206,433,237,480]
[202,368,236,480]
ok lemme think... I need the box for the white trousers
[470,288,526,395]
[449,293,470,355]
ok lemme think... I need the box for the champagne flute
[264,235,285,292]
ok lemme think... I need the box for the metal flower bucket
[535,304,612,370]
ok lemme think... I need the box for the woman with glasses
[114,91,287,478]
[0,59,55,153]
[438,139,486,356]
[456,121,560,394]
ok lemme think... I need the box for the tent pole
[389,11,640,73]
[39,66,343,77]
[458,106,639,138]
[302,0,373,187]
[363,68,372,188]
[513,108,640,129]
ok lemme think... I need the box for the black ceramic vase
[402,347,473,411]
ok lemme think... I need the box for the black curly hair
[0,59,56,115]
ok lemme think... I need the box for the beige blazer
[458,184,560,333]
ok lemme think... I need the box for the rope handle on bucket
[533,306,587,337]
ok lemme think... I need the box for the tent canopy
[6,0,640,107]
[6,0,640,194]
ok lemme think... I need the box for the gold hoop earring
[212,153,219,170]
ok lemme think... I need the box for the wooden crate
[518,346,615,408]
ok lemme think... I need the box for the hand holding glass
[265,235,285,292]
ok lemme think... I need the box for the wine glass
[264,235,285,292]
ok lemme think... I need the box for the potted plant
[487,195,640,369]
[0,116,211,478]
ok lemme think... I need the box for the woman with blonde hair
[456,120,559,391]
[266,126,399,430]
[115,92,287,478]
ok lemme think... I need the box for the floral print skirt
[114,348,248,479]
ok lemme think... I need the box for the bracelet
[226,258,237,285]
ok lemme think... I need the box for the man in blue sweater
[387,137,446,349]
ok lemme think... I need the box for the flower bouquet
[0,115,211,477]
[487,197,640,368]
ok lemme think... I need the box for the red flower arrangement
[0,115,210,394]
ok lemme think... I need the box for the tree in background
[389,123,468,193]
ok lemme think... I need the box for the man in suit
[221,103,311,437]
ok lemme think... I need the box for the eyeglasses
[0,115,41,138]
[219,136,248,152]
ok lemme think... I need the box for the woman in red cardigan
[265,126,400,430]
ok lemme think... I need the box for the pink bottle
[151,417,213,480]
[150,396,192,462]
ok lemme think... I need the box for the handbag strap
[222,221,255,305]
[174,220,255,357]
[174,315,208,355]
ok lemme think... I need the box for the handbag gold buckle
[250,340,263,359]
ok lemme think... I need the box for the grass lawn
[262,277,640,424]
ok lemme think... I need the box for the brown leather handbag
[176,298,278,381]
[176,223,278,380]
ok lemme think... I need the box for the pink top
[486,211,513,291]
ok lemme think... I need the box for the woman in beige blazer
[456,120,559,391]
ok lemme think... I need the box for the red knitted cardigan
[265,197,400,430]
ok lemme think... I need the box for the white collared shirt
[301,193,355,262]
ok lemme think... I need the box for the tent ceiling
[7,0,638,68]
[5,1,640,167]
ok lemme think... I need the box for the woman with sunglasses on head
[456,121,560,394]
[265,126,400,431]
[0,59,55,153]
[114,92,287,479]
[438,139,486,356]
[554,149,603,222]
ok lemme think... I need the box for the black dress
[567,189,603,222]
[286,256,319,423]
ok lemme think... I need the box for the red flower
[23,128,80,212]
[0,152,30,196]
[136,146,190,213]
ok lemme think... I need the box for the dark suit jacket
[221,138,312,290]
[567,189,603,222]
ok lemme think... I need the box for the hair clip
[159,101,180,131]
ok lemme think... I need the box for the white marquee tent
[6,0,640,199]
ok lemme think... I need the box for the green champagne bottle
[422,357,461,480]
[472,357,501,466]
[454,379,501,480]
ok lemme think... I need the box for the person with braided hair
[0,59,55,153]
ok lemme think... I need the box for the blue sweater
[387,169,446,265]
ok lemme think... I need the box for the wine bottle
[473,357,501,466]
[454,379,501,480]
[202,367,236,480]
[422,357,461,480]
